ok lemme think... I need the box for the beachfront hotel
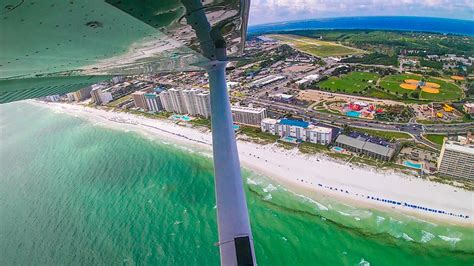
[196,93,211,118]
[72,86,92,102]
[261,118,333,145]
[169,88,188,114]
[158,88,211,118]
[158,90,174,112]
[91,86,113,105]
[437,135,474,179]
[144,93,163,112]
[182,88,201,116]
[231,106,267,126]
[334,134,397,161]
[132,91,148,110]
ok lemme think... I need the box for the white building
[44,95,60,102]
[276,119,308,140]
[182,88,200,115]
[159,90,174,112]
[463,103,474,115]
[295,74,320,86]
[159,88,211,118]
[169,88,188,114]
[261,118,278,135]
[231,106,267,126]
[261,118,333,145]
[196,92,211,118]
[112,76,125,84]
[99,90,113,104]
[91,87,113,105]
[250,75,285,88]
[437,136,474,179]
[306,125,333,145]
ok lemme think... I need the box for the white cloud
[249,0,474,25]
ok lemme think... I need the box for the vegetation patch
[316,71,379,94]
[298,142,329,154]
[240,126,279,144]
[350,127,412,140]
[267,34,366,57]
[425,134,446,145]
[342,52,398,66]
[379,74,464,102]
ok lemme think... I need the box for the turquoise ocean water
[1,102,473,265]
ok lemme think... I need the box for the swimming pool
[171,115,191,121]
[282,136,298,143]
[233,125,240,130]
[403,161,422,169]
[345,111,361,118]
[333,147,344,152]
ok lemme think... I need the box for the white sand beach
[34,101,474,226]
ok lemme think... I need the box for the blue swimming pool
[403,161,422,169]
[333,147,344,152]
[171,115,191,121]
[282,136,298,143]
[233,125,240,130]
[345,111,361,118]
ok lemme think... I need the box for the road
[248,98,473,149]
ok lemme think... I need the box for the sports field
[379,74,464,101]
[267,34,366,57]
[317,72,379,93]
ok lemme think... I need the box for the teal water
[346,111,361,118]
[1,102,473,265]
[403,161,423,170]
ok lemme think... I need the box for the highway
[248,98,473,149]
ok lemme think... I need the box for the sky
[249,0,474,25]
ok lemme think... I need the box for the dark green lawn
[318,72,379,94]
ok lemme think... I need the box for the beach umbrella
[0,1,255,265]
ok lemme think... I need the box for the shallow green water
[1,102,473,265]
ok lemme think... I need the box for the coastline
[32,101,474,227]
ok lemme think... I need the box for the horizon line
[248,15,474,27]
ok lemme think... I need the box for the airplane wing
[0,0,249,103]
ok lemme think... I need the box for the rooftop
[231,106,266,113]
[445,141,474,155]
[307,125,333,133]
[336,134,396,157]
[262,118,278,125]
[278,119,309,128]
[335,135,366,149]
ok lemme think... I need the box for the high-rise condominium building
[196,92,211,118]
[261,118,333,145]
[72,86,92,102]
[169,88,188,114]
[231,106,267,126]
[159,90,174,112]
[132,91,148,110]
[437,136,474,179]
[144,93,162,112]
[90,88,102,104]
[182,88,200,115]
[159,88,210,118]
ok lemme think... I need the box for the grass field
[267,34,366,57]
[318,72,379,93]
[425,134,446,145]
[379,74,464,101]
[352,127,412,140]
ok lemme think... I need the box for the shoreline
[32,101,474,227]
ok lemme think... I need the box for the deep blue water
[248,16,474,36]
